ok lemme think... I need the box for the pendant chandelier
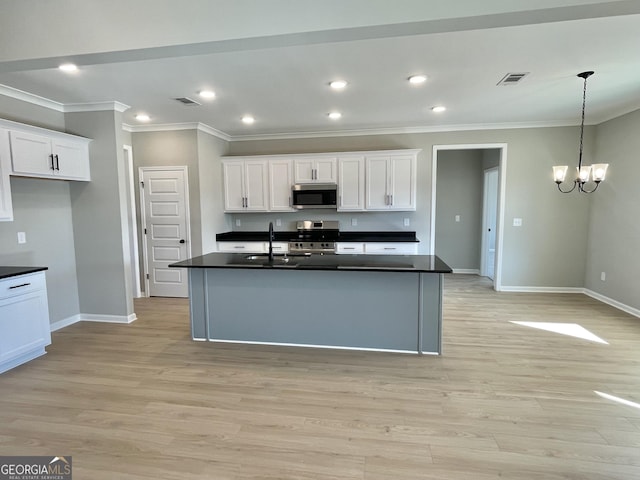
[552,71,608,193]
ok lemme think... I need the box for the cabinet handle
[390,194,393,206]
[383,247,396,250]
[234,246,245,249]
[343,247,355,250]
[55,154,60,171]
[9,282,31,289]
[49,154,55,170]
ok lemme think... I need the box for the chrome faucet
[268,221,275,262]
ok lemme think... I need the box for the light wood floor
[1,275,640,479]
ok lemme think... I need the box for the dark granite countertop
[216,231,418,243]
[170,253,450,273]
[0,266,48,280]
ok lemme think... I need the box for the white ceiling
[1,0,640,140]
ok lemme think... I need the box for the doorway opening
[430,144,507,290]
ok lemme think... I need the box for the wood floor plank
[1,274,640,479]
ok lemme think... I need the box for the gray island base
[172,253,452,355]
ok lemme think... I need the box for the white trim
[584,289,640,319]
[499,286,584,293]
[64,101,130,113]
[431,143,508,293]
[123,144,142,298]
[50,314,82,332]
[0,117,91,143]
[209,338,430,354]
[81,313,137,324]
[452,269,480,275]
[0,84,64,112]
[222,148,421,161]
[124,122,231,141]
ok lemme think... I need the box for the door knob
[179,239,186,244]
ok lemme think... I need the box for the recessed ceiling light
[135,114,150,122]
[330,80,348,90]
[242,115,255,125]
[328,112,342,120]
[199,90,216,99]
[408,75,427,84]
[59,63,78,73]
[431,106,446,113]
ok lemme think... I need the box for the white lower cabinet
[336,242,418,255]
[216,242,289,254]
[0,271,51,374]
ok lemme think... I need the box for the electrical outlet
[403,218,410,227]
[455,215,461,223]
[513,218,523,227]
[17,232,26,244]
[235,219,241,227]
[600,272,606,281]
[351,218,358,226]
[276,219,282,227]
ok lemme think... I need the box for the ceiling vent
[174,97,201,106]
[497,72,529,86]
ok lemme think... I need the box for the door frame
[139,166,192,298]
[123,145,142,298]
[431,143,507,291]
[480,166,499,279]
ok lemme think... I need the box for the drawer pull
[383,247,396,250]
[9,282,31,289]
[343,247,356,250]
[233,246,245,249]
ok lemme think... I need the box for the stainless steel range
[289,220,339,254]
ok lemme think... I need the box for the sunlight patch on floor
[510,321,608,344]
[595,391,640,410]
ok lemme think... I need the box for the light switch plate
[455,215,461,222]
[17,232,26,244]
[513,218,523,227]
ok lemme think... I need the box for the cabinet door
[0,129,13,221]
[365,156,390,210]
[389,155,416,211]
[293,158,315,183]
[244,160,269,211]
[222,161,246,212]
[0,291,50,366]
[314,157,337,182]
[269,159,294,211]
[9,130,54,177]
[52,138,90,180]
[338,157,364,211]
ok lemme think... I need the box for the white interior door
[140,167,191,297]
[482,168,499,280]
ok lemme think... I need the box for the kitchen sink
[224,253,310,268]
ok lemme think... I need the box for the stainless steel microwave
[291,183,337,209]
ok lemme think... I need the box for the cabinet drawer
[336,243,365,254]
[0,272,46,300]
[217,242,267,253]
[364,243,418,255]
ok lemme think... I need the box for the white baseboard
[452,269,481,275]
[50,314,83,332]
[498,286,584,294]
[50,312,137,332]
[584,289,640,319]
[81,313,137,324]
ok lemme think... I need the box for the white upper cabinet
[222,159,269,212]
[9,130,91,181]
[268,158,294,211]
[365,152,417,211]
[0,129,13,222]
[337,156,365,211]
[293,156,337,183]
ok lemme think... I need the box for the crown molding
[64,101,130,113]
[0,83,64,112]
[125,122,231,141]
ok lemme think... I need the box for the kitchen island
[170,253,451,354]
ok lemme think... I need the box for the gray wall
[435,150,483,270]
[0,177,80,323]
[197,130,230,253]
[131,129,203,258]
[586,108,640,310]
[66,110,134,318]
